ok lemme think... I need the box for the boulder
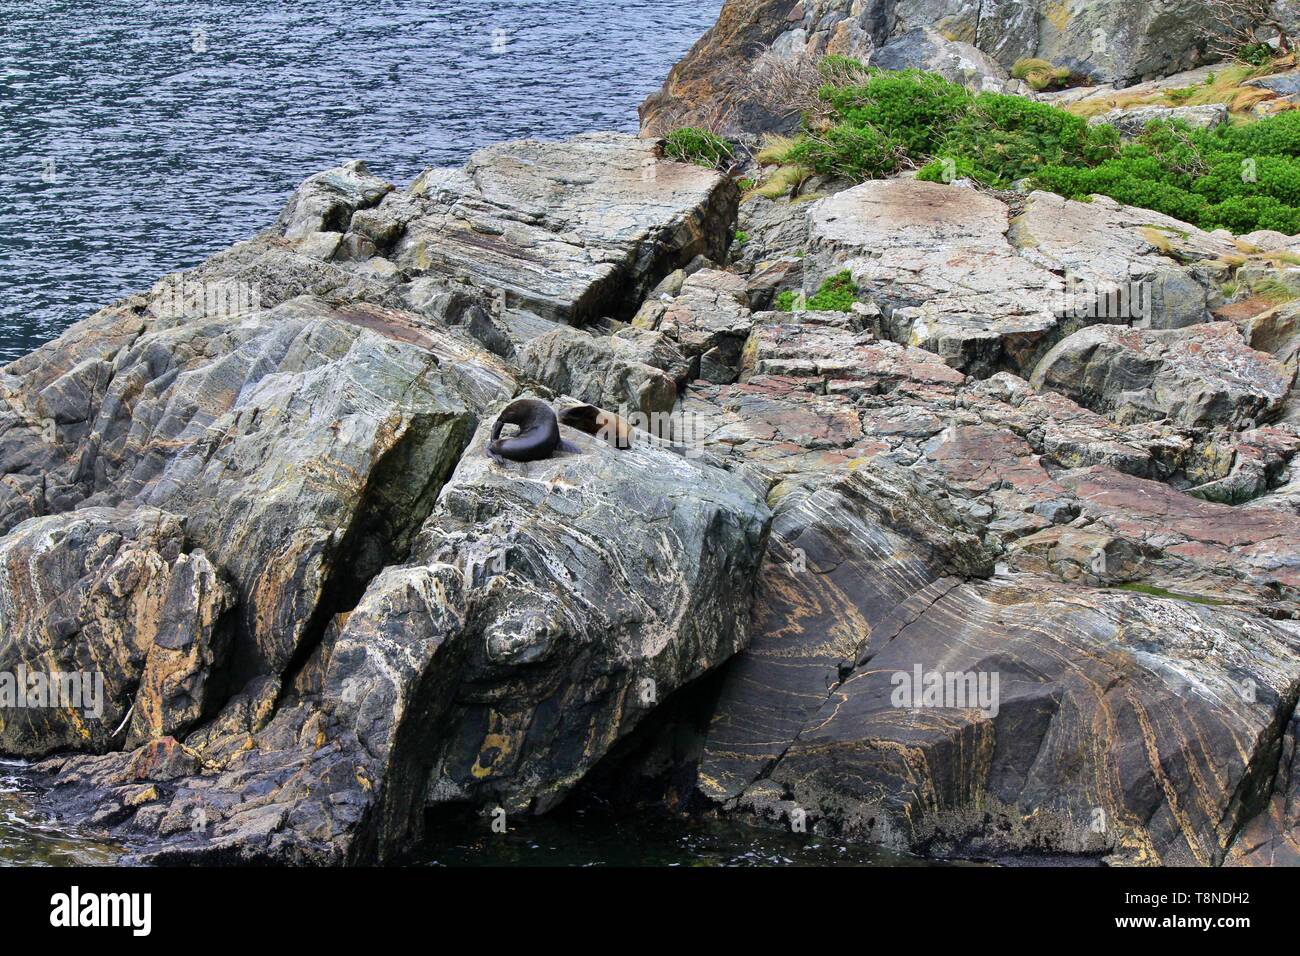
[871,27,1009,88]
[390,134,737,323]
[807,179,1063,375]
[277,160,394,244]
[1012,190,1233,331]
[1088,103,1229,138]
[1031,322,1294,431]
[32,411,772,862]
[0,296,494,687]
[632,268,755,383]
[0,508,233,757]
[517,325,680,416]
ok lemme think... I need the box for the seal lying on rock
[558,403,634,450]
[488,398,563,463]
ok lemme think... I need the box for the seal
[488,399,562,463]
[558,403,634,450]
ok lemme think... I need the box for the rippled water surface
[0,761,121,866]
[0,0,723,361]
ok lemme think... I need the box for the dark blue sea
[0,0,722,362]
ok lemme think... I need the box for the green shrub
[733,230,750,246]
[664,127,733,169]
[1240,43,1274,67]
[774,290,800,312]
[776,271,859,313]
[806,270,858,311]
[821,69,972,157]
[786,122,906,180]
[776,60,1300,235]
[935,93,1121,187]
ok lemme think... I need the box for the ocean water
[0,0,722,362]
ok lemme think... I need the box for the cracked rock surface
[5,113,1300,868]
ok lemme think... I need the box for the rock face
[0,297,482,686]
[517,326,680,415]
[0,508,232,757]
[1032,322,1294,430]
[675,299,1300,862]
[30,414,770,863]
[641,0,1222,136]
[632,267,755,383]
[734,181,1238,377]
[807,180,1063,374]
[6,57,1300,866]
[392,134,737,326]
[756,577,1300,865]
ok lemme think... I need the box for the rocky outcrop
[807,180,1062,374]
[517,326,681,415]
[391,134,737,326]
[750,577,1300,865]
[0,508,232,757]
[641,0,1224,137]
[1032,322,1294,430]
[31,411,771,863]
[7,34,1300,868]
[632,267,755,383]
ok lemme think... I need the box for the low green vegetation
[775,270,858,312]
[733,230,749,246]
[1011,57,1071,92]
[760,61,1300,234]
[663,127,733,169]
[1111,583,1229,607]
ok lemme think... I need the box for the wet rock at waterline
[4,110,1300,868]
[28,412,771,863]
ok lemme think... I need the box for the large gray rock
[1011,191,1233,331]
[31,412,772,862]
[756,576,1300,865]
[632,267,755,383]
[807,179,1064,375]
[0,508,233,757]
[517,325,680,416]
[389,134,737,324]
[1088,103,1229,138]
[871,26,1009,88]
[1032,322,1295,431]
[0,295,500,689]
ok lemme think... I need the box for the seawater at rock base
[0,762,121,866]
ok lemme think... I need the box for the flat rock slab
[1012,191,1234,331]
[392,133,736,323]
[807,179,1063,375]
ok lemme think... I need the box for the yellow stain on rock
[1044,0,1071,31]
[470,731,514,779]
